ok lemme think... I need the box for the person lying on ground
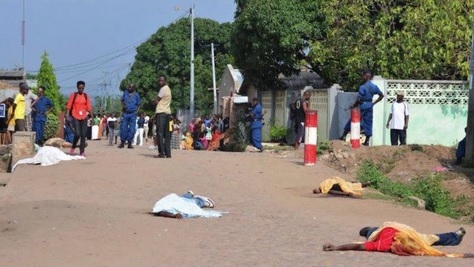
[313,176,370,197]
[323,221,472,258]
[152,191,224,219]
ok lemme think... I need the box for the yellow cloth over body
[369,222,465,258]
[318,176,363,197]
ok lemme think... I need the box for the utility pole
[190,4,195,117]
[211,43,217,115]
[466,18,474,165]
[21,0,25,70]
[100,72,111,113]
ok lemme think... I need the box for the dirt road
[0,141,473,266]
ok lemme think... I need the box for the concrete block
[12,131,35,165]
[408,196,426,210]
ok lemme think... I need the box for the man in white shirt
[386,91,409,145]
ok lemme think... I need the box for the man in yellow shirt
[10,83,29,131]
[154,76,172,158]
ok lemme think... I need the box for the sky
[0,0,236,98]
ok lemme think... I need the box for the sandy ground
[0,140,473,266]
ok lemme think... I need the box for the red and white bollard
[304,110,318,166]
[350,108,361,148]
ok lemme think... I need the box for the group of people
[180,115,225,151]
[2,82,54,146]
[64,76,173,158]
[288,70,411,148]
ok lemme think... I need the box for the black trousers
[155,113,171,157]
[390,129,407,146]
[72,118,88,153]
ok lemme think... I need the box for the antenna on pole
[190,3,195,117]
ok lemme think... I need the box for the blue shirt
[251,103,262,121]
[122,92,141,114]
[137,117,145,128]
[32,96,54,117]
[359,81,382,110]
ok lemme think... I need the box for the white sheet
[152,193,224,218]
[12,146,85,171]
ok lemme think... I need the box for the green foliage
[310,0,474,88]
[26,73,37,79]
[357,160,467,218]
[36,52,61,115]
[93,95,123,115]
[410,175,460,217]
[43,113,60,141]
[234,0,474,89]
[268,121,288,141]
[317,141,330,152]
[121,18,234,114]
[233,0,315,88]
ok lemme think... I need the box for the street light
[175,4,195,117]
[211,43,217,115]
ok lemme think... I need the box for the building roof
[0,70,25,89]
[281,71,326,90]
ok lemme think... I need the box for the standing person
[31,86,54,146]
[86,114,93,140]
[340,70,384,146]
[170,116,181,150]
[22,82,38,132]
[10,82,30,131]
[133,113,145,146]
[5,98,15,144]
[107,113,118,146]
[102,114,108,139]
[63,115,75,143]
[66,80,93,157]
[154,76,172,158]
[92,115,100,140]
[386,91,409,146]
[293,90,312,150]
[455,127,467,165]
[249,97,263,151]
[118,84,141,149]
[143,113,150,144]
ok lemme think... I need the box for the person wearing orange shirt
[66,81,93,157]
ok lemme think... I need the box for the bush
[43,113,60,141]
[357,160,466,218]
[410,174,461,217]
[268,121,288,142]
[317,141,330,155]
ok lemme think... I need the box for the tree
[233,0,474,89]
[232,0,315,88]
[36,52,62,114]
[308,0,474,88]
[121,18,234,114]
[92,95,122,114]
